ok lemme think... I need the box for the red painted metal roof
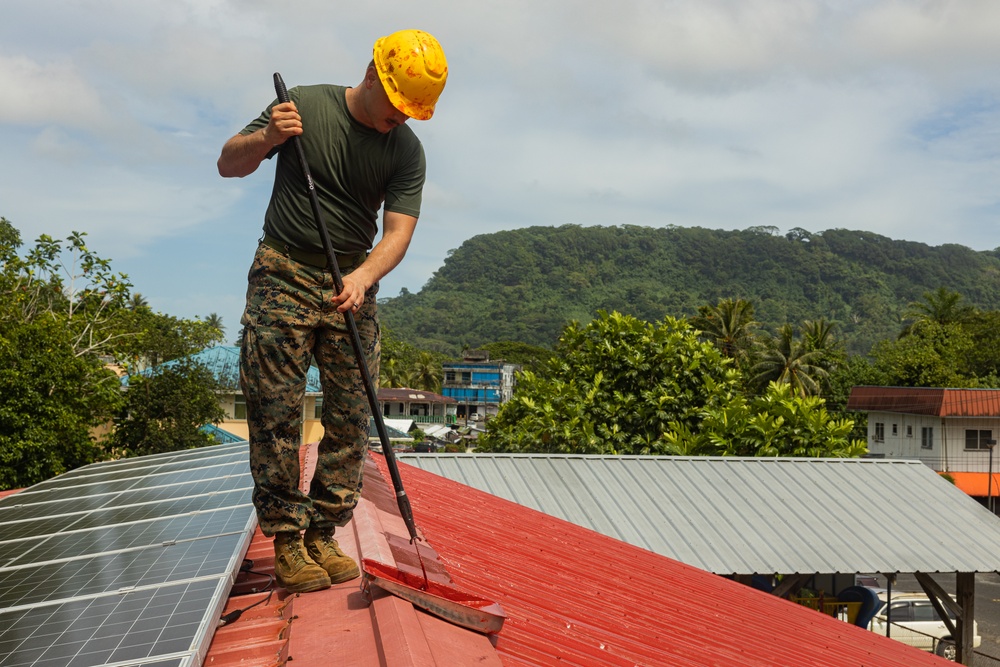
[847,386,1000,416]
[391,456,946,667]
[205,445,500,667]
[205,448,943,666]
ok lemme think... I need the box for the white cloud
[852,0,1000,74]
[0,56,104,126]
[1,0,1000,336]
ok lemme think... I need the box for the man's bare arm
[334,210,418,312]
[217,102,302,178]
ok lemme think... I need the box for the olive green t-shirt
[240,84,425,254]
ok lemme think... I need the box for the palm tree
[380,358,412,389]
[204,313,225,338]
[801,318,836,353]
[901,287,972,337]
[751,324,829,397]
[410,352,442,393]
[690,298,760,367]
[128,293,149,311]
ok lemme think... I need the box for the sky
[2,0,999,344]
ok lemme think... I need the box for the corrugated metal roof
[202,445,947,666]
[393,456,946,667]
[369,417,412,440]
[397,454,1000,576]
[847,385,1000,416]
[200,423,245,444]
[378,387,456,403]
[206,445,501,667]
[123,346,324,393]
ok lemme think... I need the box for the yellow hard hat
[373,29,448,121]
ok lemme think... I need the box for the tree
[109,360,226,457]
[0,220,132,358]
[0,217,229,487]
[869,321,978,388]
[751,324,830,397]
[115,309,223,371]
[204,313,225,339]
[129,293,149,311]
[478,311,741,454]
[801,318,837,355]
[961,310,1000,381]
[690,298,761,373]
[900,287,973,336]
[410,351,442,393]
[479,340,553,373]
[0,317,121,489]
[380,357,412,388]
[663,382,866,458]
[0,219,128,489]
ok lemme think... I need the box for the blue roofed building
[125,346,424,446]
[441,351,520,421]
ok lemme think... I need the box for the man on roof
[217,30,448,593]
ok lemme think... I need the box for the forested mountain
[379,224,1000,356]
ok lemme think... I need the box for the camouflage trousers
[239,242,379,536]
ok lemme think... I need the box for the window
[906,425,913,438]
[921,427,934,450]
[965,429,995,451]
[886,602,913,622]
[314,397,323,419]
[234,394,246,420]
[891,424,898,436]
[911,601,953,622]
[874,422,885,443]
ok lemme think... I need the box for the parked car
[867,590,981,661]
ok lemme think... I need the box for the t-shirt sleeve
[238,95,287,160]
[383,140,426,218]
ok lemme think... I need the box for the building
[846,385,1000,505]
[126,346,448,445]
[3,443,987,666]
[378,387,457,424]
[441,350,519,420]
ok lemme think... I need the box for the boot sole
[327,565,361,585]
[276,573,332,593]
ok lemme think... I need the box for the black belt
[261,234,365,270]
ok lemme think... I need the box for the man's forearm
[217,130,274,178]
[218,102,302,178]
[351,213,418,290]
[362,230,412,284]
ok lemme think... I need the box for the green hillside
[379,224,1000,356]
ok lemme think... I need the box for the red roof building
[847,386,1000,417]
[847,385,1000,497]
[206,445,946,667]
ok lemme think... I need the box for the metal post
[886,574,894,639]
[988,439,997,515]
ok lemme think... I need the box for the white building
[847,386,1000,505]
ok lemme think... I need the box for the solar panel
[0,443,256,667]
[0,488,250,546]
[11,460,250,503]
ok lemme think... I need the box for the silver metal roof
[396,454,1000,576]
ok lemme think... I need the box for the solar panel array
[0,442,256,667]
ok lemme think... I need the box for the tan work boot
[273,531,331,593]
[304,525,361,584]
